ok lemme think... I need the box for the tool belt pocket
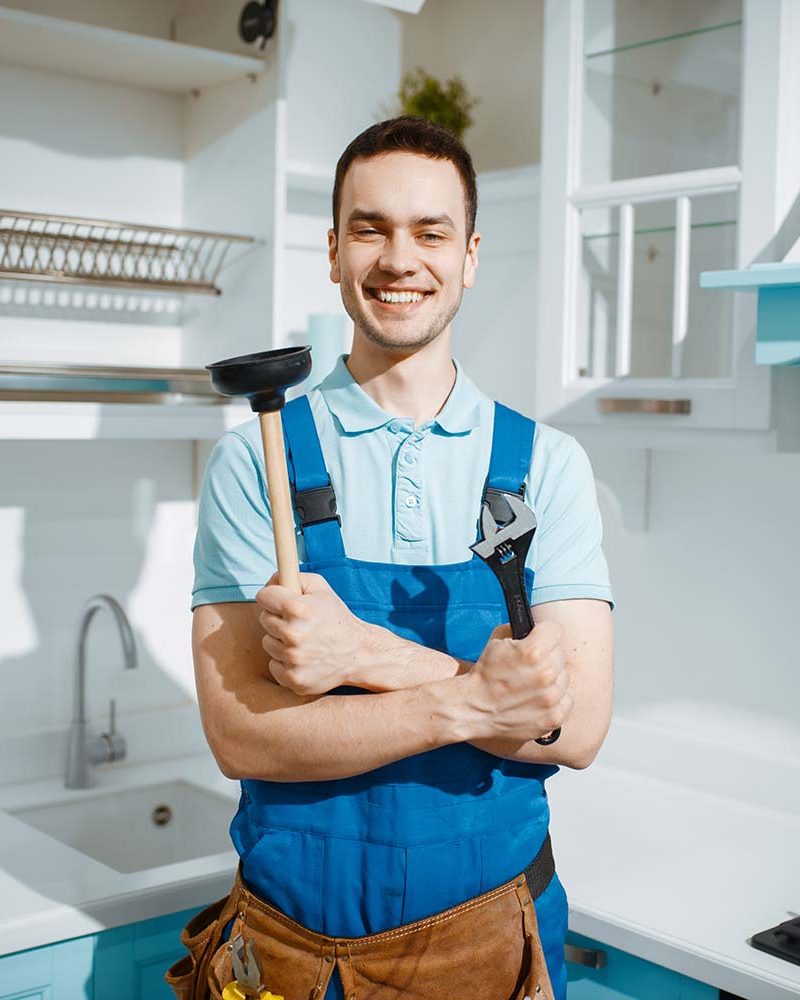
[164,895,230,999]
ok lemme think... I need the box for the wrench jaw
[470,494,537,642]
[470,494,537,568]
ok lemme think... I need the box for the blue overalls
[226,393,569,1000]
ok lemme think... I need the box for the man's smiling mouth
[365,287,434,308]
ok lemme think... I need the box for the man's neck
[345,332,457,429]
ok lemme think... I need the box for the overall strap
[478,401,536,534]
[280,395,346,563]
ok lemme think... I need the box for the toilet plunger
[206,346,312,596]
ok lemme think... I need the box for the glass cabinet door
[582,2,742,185]
[577,192,738,380]
[570,0,743,386]
[538,0,787,433]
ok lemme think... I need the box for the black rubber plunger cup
[206,346,312,595]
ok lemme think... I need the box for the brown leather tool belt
[166,833,556,1000]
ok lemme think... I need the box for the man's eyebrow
[346,209,456,229]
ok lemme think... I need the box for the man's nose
[377,233,419,275]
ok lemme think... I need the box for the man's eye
[422,233,443,242]
[357,228,379,235]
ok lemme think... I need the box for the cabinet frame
[537,0,800,436]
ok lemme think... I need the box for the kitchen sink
[9,780,236,873]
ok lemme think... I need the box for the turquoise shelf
[700,262,800,365]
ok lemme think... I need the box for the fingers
[256,583,305,620]
[258,609,299,643]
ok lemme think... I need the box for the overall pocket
[164,895,230,999]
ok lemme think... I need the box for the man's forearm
[218,671,477,782]
[352,621,592,769]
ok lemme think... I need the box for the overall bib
[222,395,568,999]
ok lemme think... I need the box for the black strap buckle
[482,484,526,526]
[293,484,341,528]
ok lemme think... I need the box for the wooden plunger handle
[258,410,302,595]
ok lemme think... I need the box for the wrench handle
[492,558,561,745]
[495,559,535,641]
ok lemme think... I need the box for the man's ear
[463,231,480,289]
[327,228,340,284]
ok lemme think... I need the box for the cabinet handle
[564,944,607,968]
[597,397,692,414]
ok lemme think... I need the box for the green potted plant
[378,67,479,140]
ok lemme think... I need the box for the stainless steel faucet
[64,594,138,789]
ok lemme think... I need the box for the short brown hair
[332,115,478,246]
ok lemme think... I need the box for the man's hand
[255,572,370,695]
[462,620,575,744]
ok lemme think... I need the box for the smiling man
[180,116,614,1000]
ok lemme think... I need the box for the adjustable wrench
[470,494,561,745]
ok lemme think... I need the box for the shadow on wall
[0,437,201,783]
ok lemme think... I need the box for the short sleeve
[191,429,276,610]
[527,429,615,610]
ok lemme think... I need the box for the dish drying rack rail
[0,209,256,295]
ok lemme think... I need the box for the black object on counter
[750,915,800,967]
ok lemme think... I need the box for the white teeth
[376,289,426,304]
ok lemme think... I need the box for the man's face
[328,151,480,354]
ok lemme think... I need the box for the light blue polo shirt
[191,354,614,611]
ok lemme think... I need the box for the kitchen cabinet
[537,0,800,449]
[566,930,720,999]
[0,0,400,440]
[0,903,201,999]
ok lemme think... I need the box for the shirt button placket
[395,429,425,543]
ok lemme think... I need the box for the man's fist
[255,572,368,695]
[464,621,573,743]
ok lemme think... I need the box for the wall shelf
[0,399,253,440]
[0,5,266,94]
[0,210,257,296]
[0,361,222,402]
[286,161,335,197]
[700,262,800,365]
[584,19,742,61]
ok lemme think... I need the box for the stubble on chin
[340,281,463,353]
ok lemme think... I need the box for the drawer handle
[597,397,692,415]
[564,944,607,968]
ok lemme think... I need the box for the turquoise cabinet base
[566,931,718,999]
[0,904,202,1000]
[2,912,724,999]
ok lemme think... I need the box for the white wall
[596,447,800,766]
[0,440,199,785]
[400,0,543,172]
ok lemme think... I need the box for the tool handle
[492,558,560,745]
[494,558,535,641]
[511,603,561,746]
[259,410,302,595]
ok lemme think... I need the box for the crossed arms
[191,570,614,782]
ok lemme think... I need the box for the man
[180,116,614,1000]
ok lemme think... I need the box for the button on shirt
[191,354,615,610]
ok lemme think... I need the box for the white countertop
[0,739,798,1000]
[548,751,800,1000]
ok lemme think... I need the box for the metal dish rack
[0,209,256,295]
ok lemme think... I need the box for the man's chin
[357,323,443,353]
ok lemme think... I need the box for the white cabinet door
[536,0,800,440]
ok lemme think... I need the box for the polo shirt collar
[318,354,481,435]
